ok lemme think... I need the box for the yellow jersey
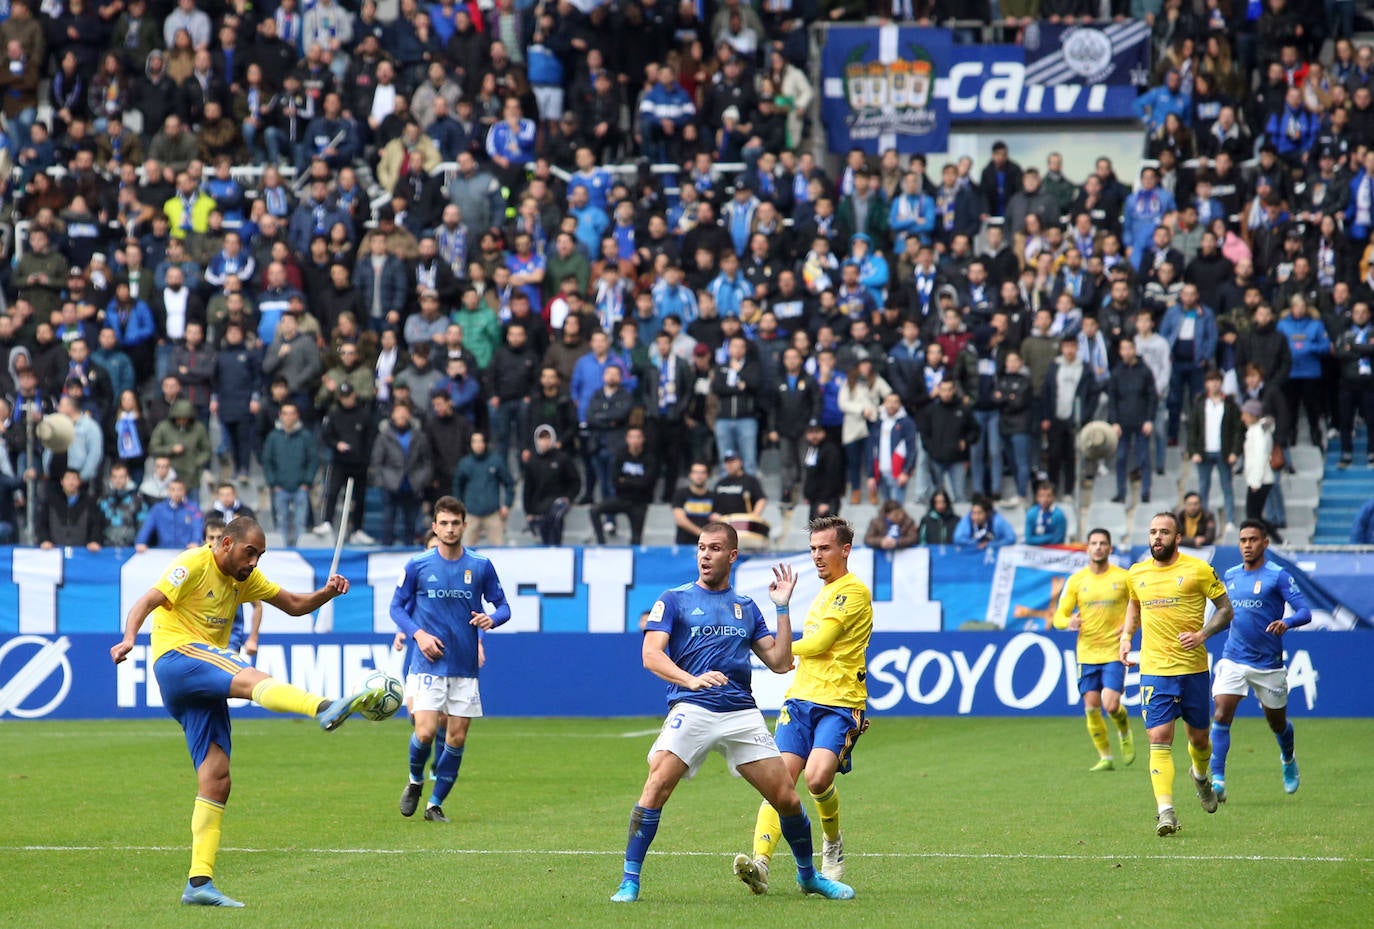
[1127,552,1226,676]
[150,547,281,660]
[1053,564,1131,665]
[787,571,873,710]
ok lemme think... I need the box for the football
[359,670,404,722]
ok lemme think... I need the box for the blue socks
[408,734,431,784]
[622,806,661,885]
[779,811,816,881]
[429,745,464,806]
[1210,722,1230,778]
[1276,721,1295,761]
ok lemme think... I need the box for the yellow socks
[1187,739,1212,780]
[1107,706,1130,735]
[1149,743,1174,812]
[190,796,225,880]
[752,800,781,863]
[1085,708,1111,758]
[810,784,841,842]
[252,679,324,718]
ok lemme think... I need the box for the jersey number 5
[668,713,686,730]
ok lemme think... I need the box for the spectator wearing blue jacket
[254,264,304,346]
[651,269,699,324]
[1351,499,1374,544]
[848,234,889,303]
[570,330,624,421]
[1161,286,1219,443]
[1345,150,1374,245]
[104,281,157,381]
[486,97,537,187]
[1276,296,1331,446]
[888,171,937,248]
[288,178,353,256]
[134,478,204,551]
[953,496,1017,550]
[1123,168,1177,269]
[569,184,609,257]
[637,65,697,163]
[707,253,751,318]
[1265,87,1319,166]
[1132,70,1191,134]
[352,234,409,333]
[1024,483,1068,545]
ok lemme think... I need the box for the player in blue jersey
[389,497,510,823]
[610,522,855,904]
[1179,520,1312,800]
[205,518,264,658]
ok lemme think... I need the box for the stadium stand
[0,0,1370,552]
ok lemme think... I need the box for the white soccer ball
[359,670,403,722]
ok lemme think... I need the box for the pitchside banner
[821,22,1151,151]
[0,545,1367,638]
[0,631,1367,719]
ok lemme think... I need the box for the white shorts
[533,85,564,122]
[408,673,484,717]
[648,702,779,780]
[1212,658,1289,710]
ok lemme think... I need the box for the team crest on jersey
[464,570,472,584]
[167,566,188,587]
[1254,580,1263,594]
[734,603,743,619]
[833,595,848,609]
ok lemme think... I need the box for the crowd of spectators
[1,0,1373,550]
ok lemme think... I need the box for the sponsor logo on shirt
[689,625,748,638]
[427,588,474,600]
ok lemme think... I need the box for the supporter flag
[820,25,952,155]
[1021,21,1153,89]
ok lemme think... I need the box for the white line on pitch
[6,846,1368,864]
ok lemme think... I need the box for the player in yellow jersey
[1120,513,1233,837]
[736,515,873,894]
[110,517,389,908]
[1054,527,1135,771]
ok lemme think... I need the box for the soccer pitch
[4,716,1372,929]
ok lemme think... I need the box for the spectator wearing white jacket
[1241,399,1282,543]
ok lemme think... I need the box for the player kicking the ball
[111,517,389,908]
[1180,520,1311,801]
[389,497,510,823]
[611,522,854,903]
[737,515,872,893]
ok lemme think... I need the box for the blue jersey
[390,548,509,678]
[1221,560,1312,670]
[644,581,771,713]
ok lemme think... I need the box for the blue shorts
[1077,661,1126,696]
[773,699,868,775]
[1140,672,1211,731]
[154,644,253,770]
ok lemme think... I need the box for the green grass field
[4,715,1373,929]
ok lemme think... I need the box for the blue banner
[820,23,1150,149]
[0,630,1365,719]
[820,25,952,155]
